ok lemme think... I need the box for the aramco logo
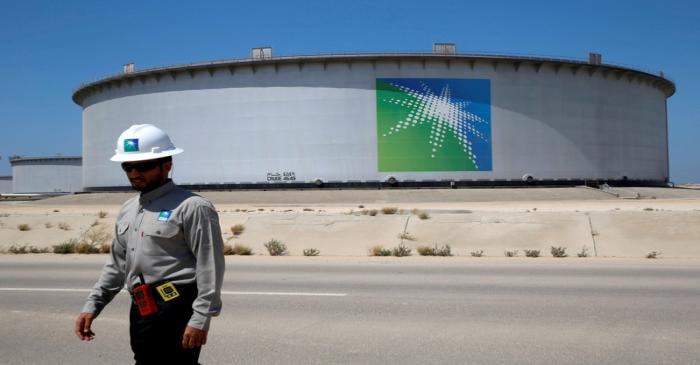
[376,78,491,172]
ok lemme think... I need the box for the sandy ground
[1,187,699,258]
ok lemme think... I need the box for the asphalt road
[0,256,698,364]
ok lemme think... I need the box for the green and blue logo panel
[376,78,491,172]
[124,138,139,152]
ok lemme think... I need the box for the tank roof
[72,52,676,105]
[9,156,82,165]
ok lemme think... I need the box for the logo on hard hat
[124,139,139,152]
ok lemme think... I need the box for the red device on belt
[133,274,158,316]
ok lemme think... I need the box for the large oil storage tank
[9,156,82,193]
[72,47,675,190]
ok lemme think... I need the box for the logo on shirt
[124,138,139,152]
[157,210,172,221]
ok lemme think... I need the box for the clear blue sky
[1,0,698,182]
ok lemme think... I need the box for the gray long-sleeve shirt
[82,181,225,330]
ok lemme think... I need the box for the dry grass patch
[369,245,392,256]
[230,224,245,236]
[524,249,541,258]
[233,244,254,255]
[577,246,590,257]
[17,224,31,231]
[53,239,78,254]
[9,245,49,254]
[264,239,288,256]
[58,222,71,231]
[550,246,568,258]
[98,210,108,219]
[52,225,112,254]
[646,251,662,259]
[381,207,398,215]
[417,244,452,256]
[392,243,412,257]
[99,243,111,254]
[303,248,320,256]
[359,209,381,216]
[398,232,417,241]
[222,244,235,255]
[223,244,254,255]
[470,250,485,257]
[504,250,519,257]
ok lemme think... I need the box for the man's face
[121,159,172,192]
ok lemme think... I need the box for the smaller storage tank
[9,156,82,193]
[0,176,12,194]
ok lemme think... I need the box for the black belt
[130,281,196,303]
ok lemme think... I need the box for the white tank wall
[12,161,82,193]
[0,177,11,194]
[79,59,669,188]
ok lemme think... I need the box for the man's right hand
[75,312,96,341]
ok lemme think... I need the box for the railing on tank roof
[73,51,674,93]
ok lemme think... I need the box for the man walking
[75,124,225,364]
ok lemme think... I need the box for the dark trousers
[130,283,201,365]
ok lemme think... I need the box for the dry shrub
[416,244,452,256]
[17,224,30,231]
[470,250,485,257]
[232,244,253,255]
[369,245,392,256]
[577,246,590,257]
[392,243,412,257]
[223,244,253,255]
[54,225,112,254]
[381,207,398,215]
[524,249,541,258]
[303,248,320,256]
[58,222,71,230]
[9,245,49,254]
[53,239,78,254]
[551,246,568,258]
[222,244,236,255]
[98,211,108,219]
[99,243,111,254]
[646,251,662,259]
[398,232,417,241]
[230,224,245,236]
[76,242,100,254]
[504,250,519,257]
[82,225,112,248]
[264,239,287,256]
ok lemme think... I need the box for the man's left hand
[182,325,208,349]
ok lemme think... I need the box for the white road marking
[0,287,347,297]
[221,291,347,297]
[0,288,91,293]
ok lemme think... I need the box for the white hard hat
[110,124,184,162]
